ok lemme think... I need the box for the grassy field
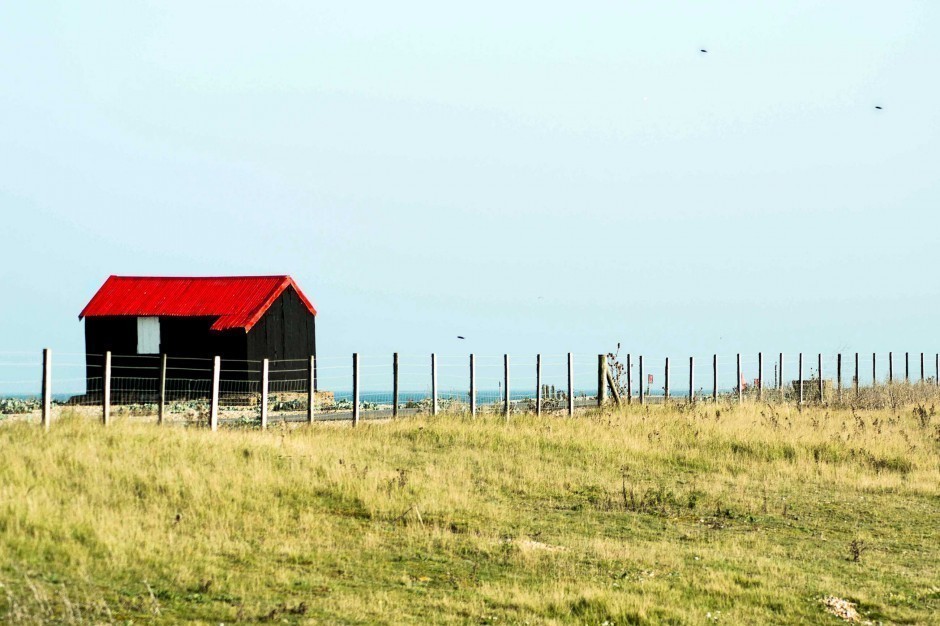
[1,399,938,624]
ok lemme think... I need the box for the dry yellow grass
[1,398,938,624]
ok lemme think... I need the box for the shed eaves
[79,276,317,332]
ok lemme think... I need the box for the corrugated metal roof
[79,276,317,332]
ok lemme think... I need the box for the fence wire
[0,353,41,419]
[5,350,940,426]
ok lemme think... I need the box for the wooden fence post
[504,354,510,418]
[391,353,399,418]
[798,353,804,410]
[536,354,542,417]
[626,354,632,404]
[209,355,220,431]
[41,348,51,431]
[712,354,717,402]
[352,353,360,426]
[837,353,842,402]
[889,352,893,384]
[597,354,606,407]
[431,353,438,416]
[854,352,859,397]
[818,353,824,403]
[758,352,763,401]
[920,352,924,383]
[872,352,877,387]
[103,351,111,426]
[664,357,670,402]
[260,358,269,430]
[736,353,742,404]
[158,354,167,425]
[308,356,316,422]
[905,352,909,383]
[567,353,574,416]
[639,355,645,405]
[779,353,784,399]
[936,353,939,387]
[470,354,476,417]
[689,356,694,404]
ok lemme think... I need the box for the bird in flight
[457,336,465,340]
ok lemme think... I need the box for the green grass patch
[1,403,938,624]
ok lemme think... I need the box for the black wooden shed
[79,275,318,398]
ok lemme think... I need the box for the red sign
[648,374,654,384]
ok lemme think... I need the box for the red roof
[79,276,317,332]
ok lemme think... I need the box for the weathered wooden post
[504,354,510,418]
[736,353,742,404]
[41,348,51,431]
[854,352,859,398]
[209,355,220,431]
[431,353,438,416]
[567,353,574,416]
[103,351,112,426]
[639,355,645,405]
[779,353,784,399]
[889,351,893,384]
[936,353,939,387]
[260,358,269,429]
[597,354,606,407]
[391,353,399,418]
[905,352,909,383]
[872,352,877,387]
[664,357,670,402]
[308,355,316,422]
[689,356,694,404]
[626,354,632,404]
[758,352,763,401]
[920,352,925,383]
[837,353,842,402]
[536,354,542,417]
[818,353,824,403]
[798,353,804,410]
[158,354,167,425]
[712,354,718,402]
[352,353,360,426]
[470,354,476,417]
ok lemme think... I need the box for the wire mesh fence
[539,354,571,413]
[4,349,940,428]
[434,354,469,414]
[0,352,42,419]
[357,355,396,419]
[312,355,353,421]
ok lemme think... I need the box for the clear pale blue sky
[2,1,938,364]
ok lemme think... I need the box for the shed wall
[246,285,317,386]
[83,316,248,396]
